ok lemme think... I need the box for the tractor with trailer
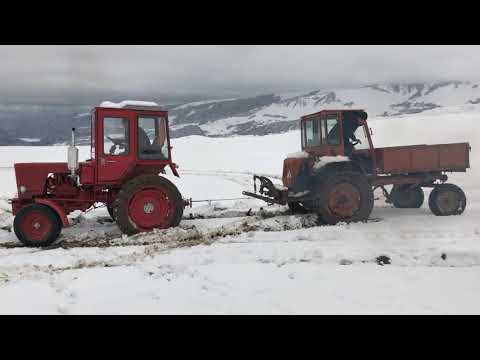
[10,103,187,247]
[243,109,471,224]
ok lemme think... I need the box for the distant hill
[1,80,480,145]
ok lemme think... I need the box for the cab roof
[94,105,166,113]
[96,101,164,112]
[301,109,366,120]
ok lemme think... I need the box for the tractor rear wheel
[13,204,62,247]
[113,175,184,236]
[428,184,466,216]
[315,171,374,225]
[391,185,424,208]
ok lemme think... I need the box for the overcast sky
[1,45,480,105]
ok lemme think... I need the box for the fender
[35,199,69,227]
[169,163,180,177]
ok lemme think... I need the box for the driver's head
[356,111,368,124]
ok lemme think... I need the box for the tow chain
[186,197,252,207]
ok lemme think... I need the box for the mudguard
[35,199,69,227]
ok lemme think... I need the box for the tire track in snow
[0,214,322,282]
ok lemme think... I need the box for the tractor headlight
[19,186,27,194]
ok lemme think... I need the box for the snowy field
[0,106,480,314]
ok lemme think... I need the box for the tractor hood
[14,163,69,198]
[282,157,310,188]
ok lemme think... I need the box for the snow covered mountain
[2,80,480,146]
[166,81,480,137]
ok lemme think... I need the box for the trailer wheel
[428,184,466,216]
[287,202,308,214]
[114,175,184,236]
[391,185,424,208]
[13,204,62,247]
[315,171,374,225]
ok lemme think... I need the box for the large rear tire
[114,175,184,236]
[13,204,62,247]
[315,171,374,225]
[391,185,424,208]
[428,184,466,216]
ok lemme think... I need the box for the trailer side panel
[377,142,470,174]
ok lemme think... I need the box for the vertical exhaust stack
[68,127,79,178]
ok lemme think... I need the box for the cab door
[96,108,135,183]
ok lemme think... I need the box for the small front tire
[13,204,62,247]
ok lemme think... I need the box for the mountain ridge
[1,80,479,145]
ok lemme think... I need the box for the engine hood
[14,162,69,198]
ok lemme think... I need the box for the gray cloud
[1,45,480,104]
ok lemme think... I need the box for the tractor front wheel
[391,185,424,208]
[428,184,466,216]
[315,171,374,225]
[13,204,62,247]
[114,175,184,236]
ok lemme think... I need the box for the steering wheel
[107,136,127,155]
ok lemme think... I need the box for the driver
[343,111,367,157]
[138,122,167,159]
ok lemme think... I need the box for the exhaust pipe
[68,127,79,178]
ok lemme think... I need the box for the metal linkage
[190,197,252,203]
[185,197,252,208]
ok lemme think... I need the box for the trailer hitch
[253,175,283,199]
[242,175,288,205]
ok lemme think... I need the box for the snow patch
[18,138,41,143]
[313,156,350,170]
[286,151,309,159]
[100,100,159,108]
[173,98,238,110]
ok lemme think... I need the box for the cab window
[103,117,129,156]
[138,116,168,160]
[325,116,340,145]
[304,117,321,147]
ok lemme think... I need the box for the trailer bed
[374,142,470,174]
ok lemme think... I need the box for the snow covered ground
[0,106,480,314]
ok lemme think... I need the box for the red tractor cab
[11,103,186,247]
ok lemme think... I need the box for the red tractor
[244,109,471,224]
[11,104,186,247]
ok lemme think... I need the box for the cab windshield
[138,116,169,160]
